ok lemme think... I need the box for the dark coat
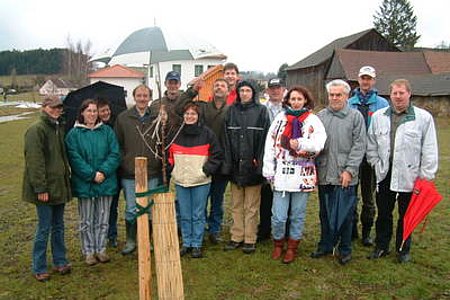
[22,113,72,205]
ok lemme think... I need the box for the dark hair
[183,101,201,115]
[96,97,111,109]
[132,84,153,98]
[77,99,99,125]
[223,62,239,74]
[283,86,315,110]
[236,80,257,103]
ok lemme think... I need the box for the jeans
[206,176,228,234]
[271,191,309,240]
[176,183,211,248]
[107,191,120,240]
[32,203,69,274]
[122,177,161,222]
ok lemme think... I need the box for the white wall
[89,77,144,107]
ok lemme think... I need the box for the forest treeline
[0,48,65,76]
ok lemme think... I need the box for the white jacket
[263,112,327,192]
[367,105,438,192]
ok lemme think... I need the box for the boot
[283,239,300,264]
[271,239,284,260]
[121,221,137,255]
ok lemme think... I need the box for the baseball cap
[165,71,181,82]
[267,78,284,88]
[42,96,63,108]
[358,66,376,78]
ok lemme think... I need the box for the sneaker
[180,246,191,257]
[34,273,50,282]
[397,253,411,264]
[53,263,72,275]
[96,251,110,263]
[242,243,256,254]
[191,247,203,258]
[367,248,390,259]
[362,236,374,247]
[224,241,242,251]
[85,254,98,266]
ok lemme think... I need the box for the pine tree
[373,0,420,50]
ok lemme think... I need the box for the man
[367,79,438,263]
[222,80,271,254]
[223,62,240,105]
[115,84,161,255]
[199,78,230,244]
[311,79,366,265]
[258,77,286,241]
[23,96,72,281]
[348,66,389,246]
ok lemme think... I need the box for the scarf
[280,108,310,157]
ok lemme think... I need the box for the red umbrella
[399,178,443,251]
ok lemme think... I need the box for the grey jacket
[316,106,367,186]
[367,105,438,192]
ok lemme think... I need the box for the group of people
[23,63,438,282]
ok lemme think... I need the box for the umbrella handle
[399,240,405,252]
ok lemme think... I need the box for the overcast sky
[0,0,448,73]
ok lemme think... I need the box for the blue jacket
[66,122,120,198]
[348,88,389,129]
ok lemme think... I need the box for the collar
[326,105,350,118]
[384,104,416,123]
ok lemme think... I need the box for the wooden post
[135,157,152,300]
[153,192,184,300]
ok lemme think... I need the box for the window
[172,64,181,75]
[194,65,204,77]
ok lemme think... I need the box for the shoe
[34,273,50,282]
[367,248,390,259]
[208,233,222,245]
[191,247,203,258]
[362,236,374,247]
[53,264,72,275]
[180,246,191,257]
[339,254,352,265]
[108,238,118,248]
[121,221,137,255]
[283,239,300,264]
[224,241,242,251]
[96,251,110,263]
[397,253,411,264]
[85,254,98,266]
[310,249,332,259]
[242,243,256,254]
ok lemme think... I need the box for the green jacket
[65,122,120,198]
[22,113,72,205]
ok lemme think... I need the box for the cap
[165,70,181,82]
[42,96,63,108]
[358,66,376,78]
[267,78,284,88]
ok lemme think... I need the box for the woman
[263,86,326,264]
[65,99,120,265]
[23,96,72,282]
[168,102,222,258]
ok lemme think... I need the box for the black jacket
[222,100,270,186]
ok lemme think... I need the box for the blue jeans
[206,177,228,234]
[176,183,211,248]
[271,191,309,240]
[32,203,69,274]
[122,177,161,222]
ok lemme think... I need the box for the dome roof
[110,26,226,65]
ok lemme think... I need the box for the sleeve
[345,112,367,177]
[203,129,224,176]
[97,127,121,177]
[24,126,48,193]
[220,111,232,175]
[419,113,439,180]
[297,114,327,154]
[255,107,271,175]
[65,130,96,182]
[366,115,380,168]
[262,117,279,178]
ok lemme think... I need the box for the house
[39,78,77,96]
[91,26,227,99]
[88,64,145,107]
[286,28,400,105]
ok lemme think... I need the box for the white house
[88,64,145,107]
[92,26,227,99]
[39,78,76,96]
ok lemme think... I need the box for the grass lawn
[0,111,449,299]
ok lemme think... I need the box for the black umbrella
[63,81,127,132]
